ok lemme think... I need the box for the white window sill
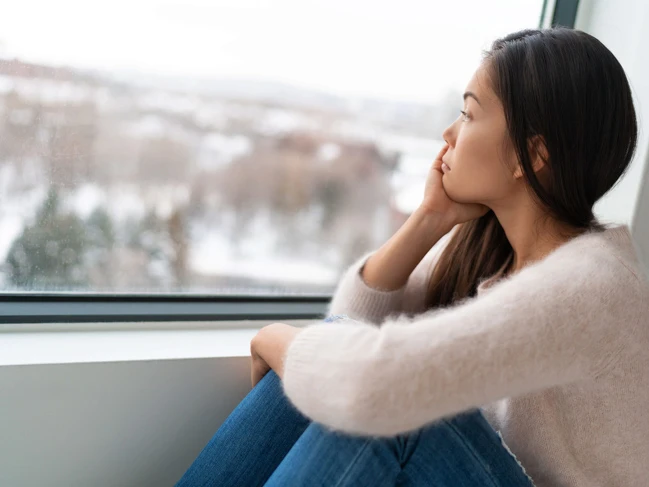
[0,320,312,366]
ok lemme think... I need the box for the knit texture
[282,224,649,487]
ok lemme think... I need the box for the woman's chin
[444,185,475,205]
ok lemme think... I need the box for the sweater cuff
[282,323,333,419]
[281,320,365,429]
[327,252,406,325]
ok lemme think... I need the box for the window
[0,0,571,321]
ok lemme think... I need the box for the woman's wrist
[411,206,456,242]
[251,323,303,380]
[361,207,453,292]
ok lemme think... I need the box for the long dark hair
[426,27,638,308]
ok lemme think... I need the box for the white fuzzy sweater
[282,224,649,487]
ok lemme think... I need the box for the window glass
[0,0,544,293]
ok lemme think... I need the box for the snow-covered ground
[189,230,339,286]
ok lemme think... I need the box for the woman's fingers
[432,143,450,171]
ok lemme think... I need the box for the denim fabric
[323,314,351,323]
[175,320,534,487]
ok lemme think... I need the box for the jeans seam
[494,430,536,487]
[331,439,372,487]
[445,419,501,487]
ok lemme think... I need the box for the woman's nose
[442,123,456,148]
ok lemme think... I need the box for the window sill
[0,320,313,366]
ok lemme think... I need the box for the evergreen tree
[6,188,88,289]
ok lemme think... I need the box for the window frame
[0,293,330,324]
[0,0,578,324]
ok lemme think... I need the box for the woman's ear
[513,135,549,179]
[529,134,549,172]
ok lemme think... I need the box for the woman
[176,27,649,486]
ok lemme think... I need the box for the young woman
[176,27,649,486]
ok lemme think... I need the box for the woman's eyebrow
[463,91,481,106]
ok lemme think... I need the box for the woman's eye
[459,110,469,121]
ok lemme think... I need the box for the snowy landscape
[0,58,454,294]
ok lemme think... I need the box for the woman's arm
[327,208,454,325]
[282,245,641,437]
[361,208,452,291]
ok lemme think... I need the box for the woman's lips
[441,162,451,172]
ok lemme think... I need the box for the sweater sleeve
[326,233,452,325]
[283,246,640,437]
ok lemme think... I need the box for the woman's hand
[420,143,489,225]
[250,323,303,388]
[250,348,272,390]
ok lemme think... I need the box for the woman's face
[441,63,519,206]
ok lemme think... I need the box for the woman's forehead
[465,65,499,108]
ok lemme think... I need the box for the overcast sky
[0,0,544,104]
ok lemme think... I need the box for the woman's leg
[398,409,535,486]
[264,421,403,487]
[175,370,310,487]
[264,409,534,487]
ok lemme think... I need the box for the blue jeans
[174,371,534,486]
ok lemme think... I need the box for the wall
[576,0,649,269]
[0,356,251,487]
